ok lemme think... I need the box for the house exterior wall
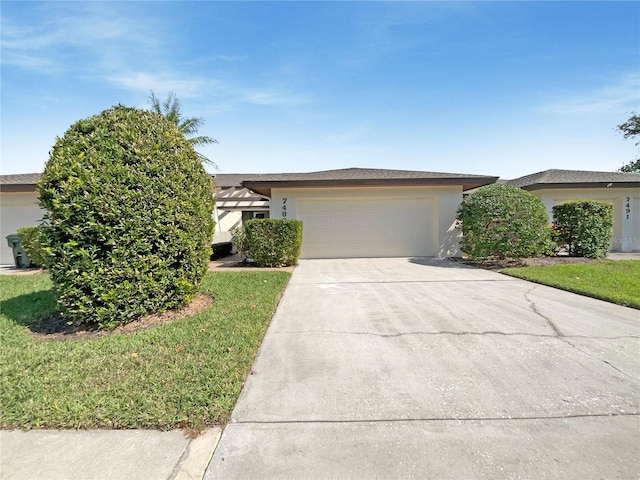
[531,187,640,252]
[269,186,462,258]
[0,191,46,265]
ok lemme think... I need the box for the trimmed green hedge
[244,219,303,267]
[38,105,215,329]
[457,184,552,259]
[16,226,48,268]
[552,200,614,258]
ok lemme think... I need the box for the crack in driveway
[523,285,639,381]
[524,285,563,336]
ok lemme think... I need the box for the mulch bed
[449,256,595,271]
[28,294,214,342]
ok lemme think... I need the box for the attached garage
[244,168,497,259]
[297,195,436,258]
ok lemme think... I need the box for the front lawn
[0,271,290,431]
[501,260,640,309]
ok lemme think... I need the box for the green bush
[244,219,303,267]
[211,241,233,259]
[552,200,614,258]
[16,226,49,268]
[457,184,552,259]
[38,105,215,329]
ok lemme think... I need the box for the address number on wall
[282,197,287,218]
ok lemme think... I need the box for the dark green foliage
[211,241,233,259]
[16,226,48,268]
[244,219,303,267]
[457,184,552,259]
[617,114,640,172]
[552,200,614,258]
[38,105,215,329]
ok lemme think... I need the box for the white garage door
[297,197,436,258]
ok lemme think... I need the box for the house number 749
[282,197,287,218]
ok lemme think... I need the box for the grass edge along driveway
[0,270,290,432]
[501,260,640,310]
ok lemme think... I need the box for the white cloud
[538,73,640,115]
[108,72,207,99]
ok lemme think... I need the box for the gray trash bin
[5,234,32,268]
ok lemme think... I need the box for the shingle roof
[242,167,498,196]
[212,173,264,188]
[0,172,253,189]
[507,169,640,190]
[0,173,41,192]
[0,173,41,185]
[241,167,494,182]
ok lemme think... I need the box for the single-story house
[506,169,640,253]
[3,167,637,264]
[241,168,497,258]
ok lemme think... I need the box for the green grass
[501,260,640,309]
[0,271,290,431]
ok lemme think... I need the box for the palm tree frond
[147,90,219,170]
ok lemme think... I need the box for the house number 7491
[282,197,287,218]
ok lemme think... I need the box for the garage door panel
[298,197,435,258]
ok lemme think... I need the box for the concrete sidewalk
[0,428,221,480]
[206,257,640,479]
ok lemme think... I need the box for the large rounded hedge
[456,184,552,259]
[39,106,215,328]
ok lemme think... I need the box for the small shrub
[38,105,215,329]
[211,241,233,259]
[16,226,49,268]
[231,226,250,260]
[244,219,303,267]
[457,184,552,259]
[552,200,614,258]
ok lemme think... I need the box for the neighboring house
[243,168,497,259]
[507,169,640,252]
[0,173,44,265]
[212,174,270,243]
[0,172,271,263]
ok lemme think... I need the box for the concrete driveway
[206,257,640,479]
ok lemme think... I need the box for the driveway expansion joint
[272,329,640,341]
[295,279,518,285]
[231,412,640,426]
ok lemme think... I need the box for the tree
[149,91,218,168]
[39,106,215,329]
[616,114,640,173]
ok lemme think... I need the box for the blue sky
[2,1,639,179]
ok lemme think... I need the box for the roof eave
[243,177,498,197]
[521,182,640,191]
[0,184,38,193]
